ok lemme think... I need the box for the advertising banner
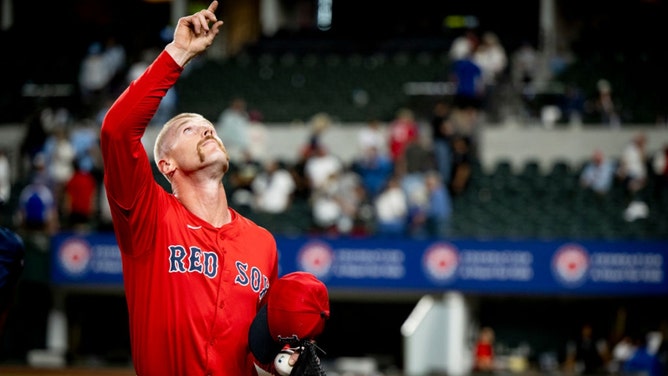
[50,233,668,296]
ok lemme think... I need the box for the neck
[172,178,231,228]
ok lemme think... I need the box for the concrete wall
[477,124,668,174]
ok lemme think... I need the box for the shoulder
[232,210,275,238]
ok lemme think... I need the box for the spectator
[227,150,262,211]
[216,97,251,163]
[0,149,10,207]
[623,332,664,376]
[406,171,452,239]
[300,112,333,161]
[579,149,616,196]
[310,171,343,234]
[430,100,455,187]
[62,160,98,232]
[351,145,394,200]
[394,136,436,236]
[565,323,609,375]
[292,114,333,201]
[15,154,59,235]
[101,35,128,97]
[450,135,474,196]
[511,41,538,120]
[252,159,296,214]
[349,183,375,237]
[657,324,668,376]
[423,171,452,238]
[449,29,479,62]
[593,79,621,128]
[304,142,343,192]
[288,155,312,203]
[651,143,668,201]
[396,136,435,194]
[387,108,419,162]
[474,326,496,373]
[617,133,648,195]
[312,166,363,235]
[450,41,484,115]
[19,109,49,182]
[69,120,102,176]
[42,126,75,207]
[374,175,408,237]
[358,118,387,156]
[405,180,429,239]
[617,133,649,221]
[473,31,508,122]
[511,41,538,95]
[562,83,586,126]
[246,109,269,161]
[126,48,159,84]
[610,335,635,374]
[78,38,126,117]
[335,166,366,235]
[79,41,111,111]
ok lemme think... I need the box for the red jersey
[100,51,279,376]
[388,119,419,161]
[64,170,97,216]
[476,342,493,358]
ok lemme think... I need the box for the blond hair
[153,113,209,161]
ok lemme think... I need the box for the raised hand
[167,0,224,66]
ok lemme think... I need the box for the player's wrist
[165,43,196,67]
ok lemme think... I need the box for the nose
[203,128,212,137]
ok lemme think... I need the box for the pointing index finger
[208,1,219,15]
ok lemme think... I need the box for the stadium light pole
[537,0,558,86]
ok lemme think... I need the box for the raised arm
[100,1,224,211]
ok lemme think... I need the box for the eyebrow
[171,118,191,133]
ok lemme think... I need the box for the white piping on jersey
[186,224,202,230]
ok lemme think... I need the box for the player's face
[170,117,229,173]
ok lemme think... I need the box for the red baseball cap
[248,271,330,364]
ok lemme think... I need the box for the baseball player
[100,2,280,374]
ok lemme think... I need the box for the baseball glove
[290,340,327,376]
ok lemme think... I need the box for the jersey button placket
[218,243,230,311]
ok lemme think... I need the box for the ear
[157,158,175,177]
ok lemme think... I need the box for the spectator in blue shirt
[623,332,664,376]
[408,171,452,239]
[580,149,616,195]
[351,145,394,199]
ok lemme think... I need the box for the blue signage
[278,237,668,296]
[50,232,124,285]
[50,233,668,296]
